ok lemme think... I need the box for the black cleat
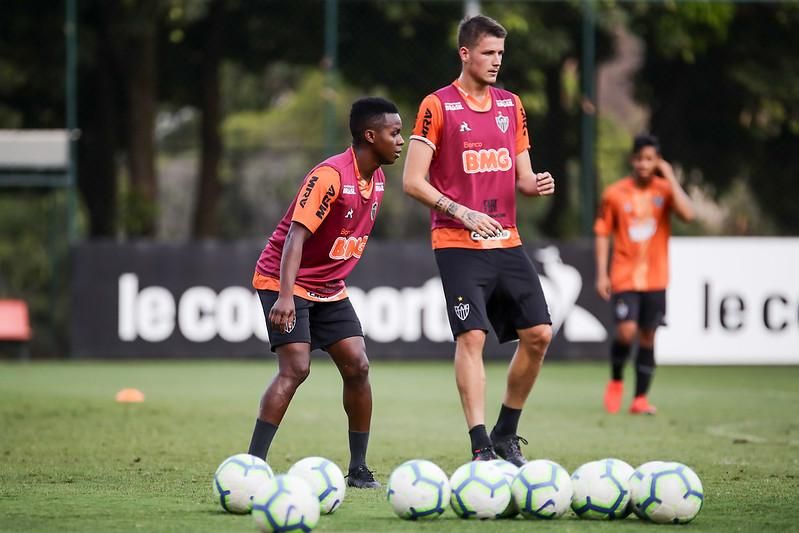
[346,464,381,489]
[490,432,528,467]
[472,446,498,462]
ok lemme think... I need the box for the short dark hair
[349,97,399,146]
[458,15,507,49]
[632,133,661,155]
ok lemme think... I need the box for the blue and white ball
[449,461,511,519]
[288,456,346,514]
[571,458,633,519]
[628,461,668,519]
[251,474,320,532]
[212,453,274,514]
[487,459,520,518]
[512,459,573,519]
[386,459,450,520]
[630,462,704,524]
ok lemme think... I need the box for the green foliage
[1,361,797,530]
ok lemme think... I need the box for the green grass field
[1,361,797,532]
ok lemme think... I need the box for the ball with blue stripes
[386,459,450,520]
[630,461,704,524]
[570,458,634,519]
[511,459,573,519]
[288,456,346,514]
[449,461,511,519]
[251,474,320,532]
[212,453,274,514]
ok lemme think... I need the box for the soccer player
[402,15,555,466]
[247,97,403,488]
[594,133,695,415]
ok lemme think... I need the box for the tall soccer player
[595,134,695,415]
[247,97,403,488]
[402,15,555,466]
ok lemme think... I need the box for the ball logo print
[386,460,450,520]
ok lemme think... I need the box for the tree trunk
[125,0,159,237]
[192,0,225,239]
[539,63,569,238]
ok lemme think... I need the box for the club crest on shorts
[615,299,629,320]
[495,111,509,133]
[454,300,470,321]
[284,316,296,334]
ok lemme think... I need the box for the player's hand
[596,274,612,301]
[268,295,296,334]
[460,209,504,239]
[532,172,555,196]
[656,159,675,180]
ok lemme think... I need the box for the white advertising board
[659,238,799,364]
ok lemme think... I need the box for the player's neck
[353,145,377,181]
[456,73,491,101]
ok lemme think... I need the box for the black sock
[469,424,492,452]
[348,431,369,471]
[635,346,656,396]
[492,404,522,438]
[247,419,278,460]
[611,340,631,381]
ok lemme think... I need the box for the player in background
[402,15,555,466]
[247,97,403,488]
[594,133,695,415]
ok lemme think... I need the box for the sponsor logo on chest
[461,147,512,174]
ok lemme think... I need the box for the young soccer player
[402,15,555,466]
[247,97,403,488]
[594,133,695,415]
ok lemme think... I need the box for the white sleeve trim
[410,135,436,152]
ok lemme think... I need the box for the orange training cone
[115,388,145,403]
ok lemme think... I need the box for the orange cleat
[629,395,657,415]
[603,380,624,414]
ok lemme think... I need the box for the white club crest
[371,201,378,221]
[284,316,296,333]
[495,112,509,133]
[454,302,470,321]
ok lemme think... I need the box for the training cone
[115,388,145,403]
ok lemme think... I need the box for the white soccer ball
[288,456,346,514]
[251,474,320,532]
[487,459,520,518]
[512,459,573,519]
[212,453,274,514]
[630,462,704,523]
[628,461,668,519]
[571,458,634,519]
[386,459,450,520]
[449,461,512,519]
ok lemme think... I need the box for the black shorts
[434,247,551,343]
[257,290,363,352]
[611,290,666,330]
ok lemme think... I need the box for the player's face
[631,146,659,184]
[372,113,404,165]
[461,35,505,86]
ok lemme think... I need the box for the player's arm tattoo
[434,195,463,219]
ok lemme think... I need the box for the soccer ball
[449,461,511,519]
[630,462,704,523]
[288,456,346,514]
[571,458,634,519]
[511,459,573,519]
[212,453,274,514]
[487,459,520,518]
[251,474,320,532]
[386,459,450,520]
[628,461,667,519]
